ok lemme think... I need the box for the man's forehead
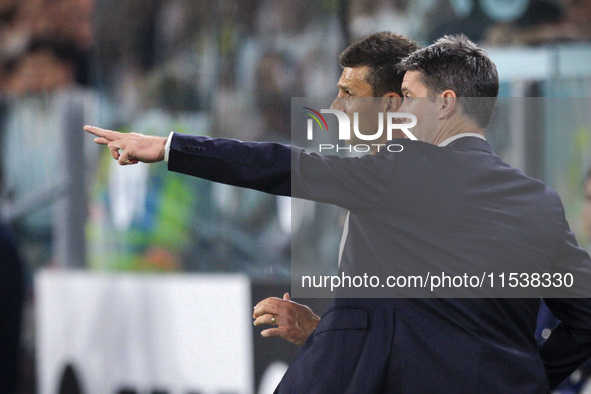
[339,66,370,86]
[402,70,420,88]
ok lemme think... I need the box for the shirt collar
[438,133,486,147]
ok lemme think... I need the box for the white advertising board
[36,270,253,394]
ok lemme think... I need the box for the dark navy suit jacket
[168,133,591,393]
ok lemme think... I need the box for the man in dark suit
[85,34,591,392]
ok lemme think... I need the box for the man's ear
[383,92,403,111]
[438,89,458,120]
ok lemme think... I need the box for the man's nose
[330,97,346,111]
[398,98,408,112]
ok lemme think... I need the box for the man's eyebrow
[338,83,352,91]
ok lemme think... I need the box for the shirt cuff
[164,131,174,163]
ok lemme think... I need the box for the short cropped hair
[399,34,499,128]
[339,32,420,97]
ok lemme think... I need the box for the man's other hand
[84,125,167,165]
[253,292,321,346]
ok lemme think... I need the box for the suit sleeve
[540,219,591,389]
[167,133,399,210]
[168,133,293,196]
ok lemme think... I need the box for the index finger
[253,299,283,318]
[84,125,122,141]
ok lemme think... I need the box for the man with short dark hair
[85,34,591,392]
[252,32,421,346]
[338,31,419,98]
[399,34,498,129]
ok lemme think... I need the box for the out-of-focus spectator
[0,0,95,93]
[4,41,77,95]
[0,220,24,394]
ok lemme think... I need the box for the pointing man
[85,34,591,392]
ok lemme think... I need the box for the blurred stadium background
[0,0,591,393]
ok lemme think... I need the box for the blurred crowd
[1,0,590,103]
[0,0,93,94]
[0,0,589,272]
[0,1,589,391]
[0,0,589,273]
[90,0,343,141]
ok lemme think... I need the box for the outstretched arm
[253,293,320,346]
[85,126,293,196]
[84,125,168,165]
[86,125,397,207]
